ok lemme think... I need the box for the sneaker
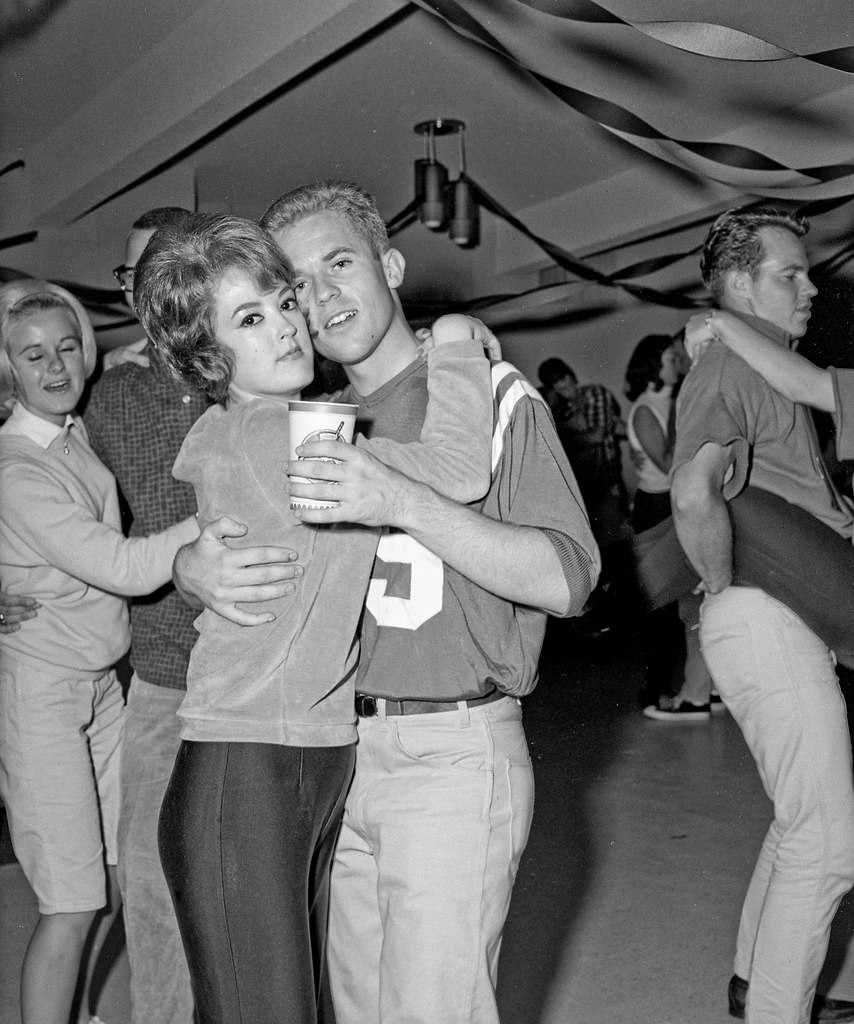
[643,696,711,721]
[710,691,726,713]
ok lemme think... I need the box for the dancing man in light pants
[671,205,854,1024]
[175,181,600,1024]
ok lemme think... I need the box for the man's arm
[685,310,835,413]
[395,483,573,616]
[670,441,733,594]
[289,441,583,616]
[172,516,304,626]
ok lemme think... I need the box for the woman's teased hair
[0,279,97,414]
[624,334,674,401]
[133,213,294,404]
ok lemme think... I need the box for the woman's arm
[685,310,835,413]
[355,316,494,503]
[4,464,198,596]
[632,404,673,474]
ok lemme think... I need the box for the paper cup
[288,400,358,509]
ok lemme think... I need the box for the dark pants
[631,490,685,703]
[158,740,355,1024]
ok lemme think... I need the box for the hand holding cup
[287,400,358,509]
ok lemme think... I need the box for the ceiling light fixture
[413,119,479,248]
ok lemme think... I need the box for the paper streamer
[414,0,854,192]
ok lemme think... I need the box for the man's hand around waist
[0,591,40,634]
[173,516,303,626]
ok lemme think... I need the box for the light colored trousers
[327,695,534,1024]
[0,662,123,912]
[117,676,194,1024]
[701,587,854,1024]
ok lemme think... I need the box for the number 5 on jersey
[366,533,444,630]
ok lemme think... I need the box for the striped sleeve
[486,361,601,617]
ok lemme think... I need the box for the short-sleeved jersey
[673,315,852,539]
[347,358,600,702]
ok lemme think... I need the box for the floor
[2,618,853,1024]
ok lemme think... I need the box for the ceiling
[2,0,854,364]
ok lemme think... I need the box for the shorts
[0,659,124,913]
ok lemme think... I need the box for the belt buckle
[355,694,378,718]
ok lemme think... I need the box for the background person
[624,333,715,720]
[0,280,197,1024]
[81,205,205,1024]
[670,206,854,1024]
[538,355,629,638]
[537,356,627,521]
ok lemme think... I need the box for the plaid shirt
[83,345,208,689]
[545,383,624,487]
[576,383,623,482]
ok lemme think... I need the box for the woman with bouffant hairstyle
[133,214,293,404]
[132,212,495,1024]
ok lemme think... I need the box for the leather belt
[355,689,504,718]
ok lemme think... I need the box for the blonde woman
[0,280,198,1024]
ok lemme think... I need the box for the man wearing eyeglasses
[84,207,206,1024]
[108,214,173,367]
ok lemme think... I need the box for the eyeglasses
[112,264,135,291]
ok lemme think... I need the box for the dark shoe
[813,995,854,1022]
[636,686,662,709]
[643,696,711,722]
[728,973,747,1018]
[570,613,612,640]
[728,973,854,1022]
